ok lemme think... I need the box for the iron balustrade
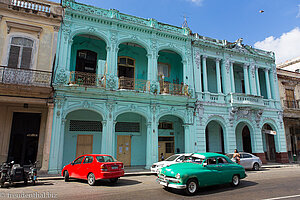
[69,71,106,87]
[118,77,149,92]
[0,66,52,87]
[159,80,189,96]
[283,100,299,109]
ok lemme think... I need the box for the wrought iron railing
[159,80,189,96]
[69,71,106,87]
[283,100,299,109]
[0,66,52,87]
[118,77,149,92]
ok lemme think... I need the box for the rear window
[183,156,203,164]
[165,155,180,161]
[96,156,117,163]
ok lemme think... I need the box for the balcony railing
[10,0,51,13]
[0,66,52,87]
[118,77,149,92]
[159,80,189,96]
[228,93,264,107]
[283,100,300,109]
[69,71,106,88]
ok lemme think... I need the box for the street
[0,167,300,200]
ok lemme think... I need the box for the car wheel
[0,181,4,188]
[231,175,240,187]
[109,178,119,184]
[87,173,96,186]
[64,171,70,182]
[253,163,260,171]
[185,179,199,196]
[24,179,28,185]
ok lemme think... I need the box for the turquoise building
[48,0,288,174]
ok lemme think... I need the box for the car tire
[253,163,260,171]
[231,175,240,187]
[64,171,70,182]
[185,178,199,196]
[0,181,4,188]
[87,173,96,186]
[109,178,119,184]
[24,179,28,185]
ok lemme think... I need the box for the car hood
[153,161,177,166]
[160,162,202,177]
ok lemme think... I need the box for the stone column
[243,64,250,94]
[105,44,119,90]
[255,66,261,96]
[221,59,231,94]
[264,68,272,99]
[101,102,116,155]
[183,124,191,153]
[249,64,257,95]
[269,68,279,101]
[202,55,208,92]
[194,51,202,93]
[216,58,222,93]
[146,122,153,169]
[147,52,159,93]
[66,39,73,72]
[40,103,54,171]
[230,61,235,93]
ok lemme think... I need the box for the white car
[227,152,263,171]
[151,154,193,173]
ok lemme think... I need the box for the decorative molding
[6,21,43,38]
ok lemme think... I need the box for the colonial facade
[277,67,300,162]
[48,0,287,173]
[0,0,62,170]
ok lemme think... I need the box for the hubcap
[233,176,239,185]
[254,164,259,170]
[188,181,197,193]
[88,175,94,184]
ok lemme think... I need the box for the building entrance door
[76,135,93,158]
[158,136,174,161]
[266,133,276,161]
[7,112,41,165]
[117,135,131,166]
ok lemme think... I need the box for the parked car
[226,152,262,171]
[151,154,193,173]
[62,154,124,186]
[157,153,247,195]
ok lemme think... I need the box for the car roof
[193,152,227,158]
[79,154,113,157]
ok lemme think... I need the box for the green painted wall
[207,121,223,153]
[63,110,103,167]
[158,51,183,84]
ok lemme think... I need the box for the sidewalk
[37,163,300,181]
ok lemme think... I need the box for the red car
[61,154,124,186]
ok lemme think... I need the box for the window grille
[115,122,140,132]
[69,120,102,132]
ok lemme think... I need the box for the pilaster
[249,64,257,95]
[255,66,261,96]
[221,59,231,94]
[230,61,235,93]
[243,64,250,95]
[264,68,272,99]
[216,58,222,94]
[202,55,208,92]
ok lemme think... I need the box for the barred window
[115,122,140,132]
[8,37,33,69]
[69,120,102,132]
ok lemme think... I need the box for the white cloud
[186,0,203,6]
[254,27,300,64]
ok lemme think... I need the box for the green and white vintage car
[157,152,247,195]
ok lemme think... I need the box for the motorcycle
[24,161,38,185]
[0,161,28,188]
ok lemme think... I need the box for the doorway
[242,126,252,153]
[7,112,41,165]
[118,57,135,90]
[117,135,131,166]
[76,135,93,158]
[266,133,276,161]
[158,136,174,161]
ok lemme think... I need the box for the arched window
[8,37,34,69]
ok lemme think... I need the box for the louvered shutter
[8,45,20,68]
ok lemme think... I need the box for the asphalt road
[0,167,300,200]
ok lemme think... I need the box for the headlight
[175,173,180,179]
[158,169,162,174]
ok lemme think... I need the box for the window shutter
[20,47,32,69]
[8,45,20,68]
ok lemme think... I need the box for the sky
[50,0,300,64]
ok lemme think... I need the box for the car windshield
[183,156,204,164]
[96,156,117,163]
[165,155,180,161]
[226,154,233,159]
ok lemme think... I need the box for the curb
[262,164,300,169]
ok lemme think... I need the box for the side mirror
[203,163,207,167]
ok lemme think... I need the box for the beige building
[0,0,62,171]
[277,67,300,162]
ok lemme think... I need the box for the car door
[70,156,84,178]
[203,157,221,186]
[241,153,253,169]
[81,156,94,180]
[217,157,232,183]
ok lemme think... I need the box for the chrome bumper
[156,178,186,189]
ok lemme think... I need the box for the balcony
[69,71,105,88]
[283,100,300,109]
[228,93,264,108]
[159,80,189,96]
[118,77,149,92]
[0,66,52,87]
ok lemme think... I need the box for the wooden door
[158,141,165,161]
[76,135,93,158]
[117,135,131,166]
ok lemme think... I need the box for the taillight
[100,164,108,172]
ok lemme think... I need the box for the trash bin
[293,154,297,162]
